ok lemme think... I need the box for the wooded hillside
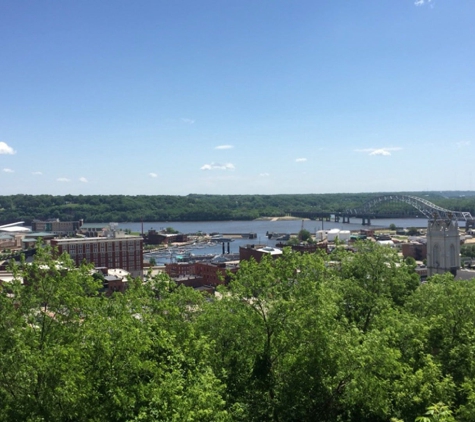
[1,192,475,223]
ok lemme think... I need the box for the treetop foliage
[1,242,475,421]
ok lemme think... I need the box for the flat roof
[53,235,142,243]
[28,232,56,237]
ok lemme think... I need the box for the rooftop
[53,235,142,243]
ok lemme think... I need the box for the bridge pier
[334,216,340,222]
[361,216,371,226]
[342,215,350,224]
[466,219,475,232]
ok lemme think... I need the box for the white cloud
[0,142,16,155]
[149,172,158,178]
[181,118,195,124]
[215,145,234,150]
[295,158,307,162]
[57,177,70,182]
[79,177,88,183]
[456,141,470,148]
[200,162,235,171]
[32,171,43,175]
[356,147,402,156]
[259,173,270,177]
[370,149,392,156]
[414,0,432,6]
[3,168,14,173]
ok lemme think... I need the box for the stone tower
[426,215,460,277]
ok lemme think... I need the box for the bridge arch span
[345,195,473,221]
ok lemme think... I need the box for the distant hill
[0,192,474,223]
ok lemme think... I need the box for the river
[117,217,447,263]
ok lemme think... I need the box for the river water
[117,217,445,263]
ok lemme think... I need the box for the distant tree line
[0,192,474,223]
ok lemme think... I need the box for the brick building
[290,243,328,254]
[239,244,283,263]
[195,261,239,285]
[165,262,196,278]
[401,242,427,261]
[165,260,239,288]
[0,233,22,250]
[51,234,143,277]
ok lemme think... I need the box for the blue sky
[1,0,474,195]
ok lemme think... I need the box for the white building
[327,229,351,243]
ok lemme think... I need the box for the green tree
[416,402,455,422]
[407,227,420,236]
[406,274,475,419]
[0,244,100,420]
[461,244,475,258]
[197,250,353,421]
[0,245,230,421]
[298,228,312,242]
[338,241,420,332]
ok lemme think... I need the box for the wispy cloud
[79,177,88,183]
[259,173,270,177]
[3,168,14,173]
[32,171,43,175]
[215,145,234,150]
[356,147,402,156]
[414,0,432,6]
[0,142,16,155]
[295,158,307,162]
[200,162,235,171]
[456,141,470,148]
[149,172,158,178]
[57,177,70,182]
[181,118,195,124]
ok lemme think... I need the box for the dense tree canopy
[2,242,475,420]
[0,192,474,223]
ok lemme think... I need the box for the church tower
[426,214,460,277]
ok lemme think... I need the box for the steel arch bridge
[345,194,473,221]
